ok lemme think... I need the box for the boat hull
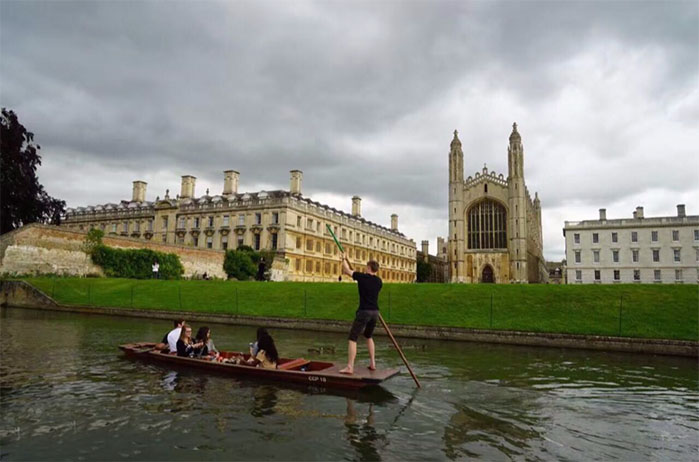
[119,343,400,390]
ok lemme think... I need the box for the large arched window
[467,200,507,249]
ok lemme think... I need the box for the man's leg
[340,340,357,374]
[341,311,367,374]
[363,312,378,370]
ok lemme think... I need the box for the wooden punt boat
[119,342,400,390]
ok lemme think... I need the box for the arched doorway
[481,265,494,283]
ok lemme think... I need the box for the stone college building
[445,124,546,283]
[563,205,698,284]
[62,171,416,282]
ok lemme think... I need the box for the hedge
[91,245,184,279]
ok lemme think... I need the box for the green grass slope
[23,277,698,341]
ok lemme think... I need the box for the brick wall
[0,224,225,278]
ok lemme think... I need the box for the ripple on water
[1,307,697,461]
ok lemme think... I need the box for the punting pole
[326,224,421,388]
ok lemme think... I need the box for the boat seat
[277,358,311,371]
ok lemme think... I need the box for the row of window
[171,232,277,251]
[575,268,693,282]
[178,212,279,229]
[294,237,411,269]
[573,229,699,245]
[573,247,696,264]
[294,216,412,256]
[291,258,412,281]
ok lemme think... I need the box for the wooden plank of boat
[119,343,400,389]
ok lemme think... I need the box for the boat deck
[120,342,400,389]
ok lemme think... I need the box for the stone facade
[546,260,567,284]
[416,240,448,283]
[447,124,547,283]
[0,224,226,279]
[563,206,699,284]
[61,170,416,282]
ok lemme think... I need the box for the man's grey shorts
[348,310,378,341]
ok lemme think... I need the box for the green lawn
[22,277,699,341]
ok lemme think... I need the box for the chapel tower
[448,130,465,282]
[507,123,528,282]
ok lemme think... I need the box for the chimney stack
[599,208,606,220]
[180,175,196,199]
[132,181,147,202]
[635,206,644,219]
[223,170,239,196]
[391,214,398,231]
[352,196,362,217]
[421,240,429,262]
[677,204,686,217]
[290,170,303,195]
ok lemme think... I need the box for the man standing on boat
[339,253,382,375]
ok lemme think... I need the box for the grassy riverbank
[21,277,698,341]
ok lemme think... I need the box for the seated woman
[194,326,219,358]
[176,325,204,358]
[249,327,268,358]
[247,329,279,369]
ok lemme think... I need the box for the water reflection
[345,399,385,461]
[1,307,697,462]
[160,370,208,394]
[251,385,278,417]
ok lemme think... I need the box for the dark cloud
[1,0,697,259]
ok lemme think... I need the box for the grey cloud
[1,0,697,260]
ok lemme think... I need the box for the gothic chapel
[447,124,547,283]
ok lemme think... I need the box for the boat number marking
[308,376,326,383]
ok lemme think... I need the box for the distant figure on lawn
[152,260,160,279]
[256,258,266,281]
[339,254,382,375]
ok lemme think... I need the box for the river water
[0,307,697,461]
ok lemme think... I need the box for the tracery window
[467,200,507,249]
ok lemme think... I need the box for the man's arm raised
[340,252,353,277]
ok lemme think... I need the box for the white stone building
[563,205,699,284]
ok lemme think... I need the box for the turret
[351,196,362,217]
[507,123,528,283]
[290,170,303,195]
[223,170,239,196]
[132,181,147,203]
[448,130,465,282]
[180,175,196,199]
[391,214,398,231]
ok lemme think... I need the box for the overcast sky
[2,0,697,260]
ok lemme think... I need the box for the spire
[451,129,461,148]
[509,122,521,143]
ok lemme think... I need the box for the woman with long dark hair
[247,328,278,369]
[194,326,219,358]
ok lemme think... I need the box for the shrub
[82,228,104,256]
[91,245,184,279]
[223,249,257,280]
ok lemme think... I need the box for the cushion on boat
[277,358,311,371]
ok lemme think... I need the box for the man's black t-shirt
[352,272,382,311]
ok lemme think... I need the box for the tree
[82,228,104,256]
[416,260,432,282]
[223,249,257,280]
[0,108,65,234]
